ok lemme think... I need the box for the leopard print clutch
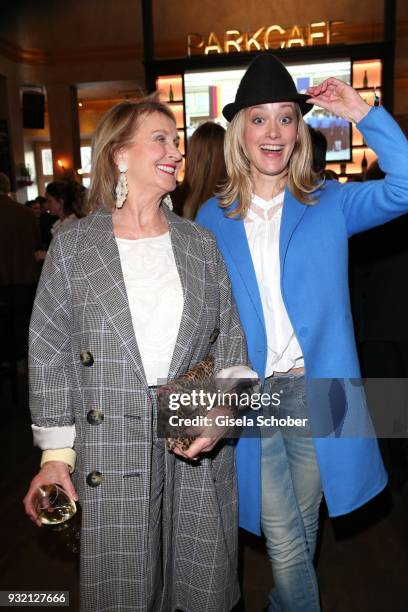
[157,355,215,451]
[157,356,258,452]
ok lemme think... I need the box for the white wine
[35,484,77,526]
[39,501,76,525]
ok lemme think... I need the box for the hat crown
[222,53,313,121]
[235,54,298,102]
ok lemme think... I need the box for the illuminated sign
[187,21,344,56]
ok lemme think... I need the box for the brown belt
[270,366,305,377]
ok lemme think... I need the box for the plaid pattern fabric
[29,207,247,612]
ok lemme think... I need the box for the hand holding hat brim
[305,77,370,123]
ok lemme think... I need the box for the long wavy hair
[180,122,227,220]
[218,104,322,218]
[86,94,176,213]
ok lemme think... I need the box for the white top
[244,193,304,376]
[116,231,184,386]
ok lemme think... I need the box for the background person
[308,125,338,181]
[46,179,86,236]
[349,158,408,492]
[171,121,227,219]
[35,180,86,262]
[36,194,59,251]
[0,172,40,364]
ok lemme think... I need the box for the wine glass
[33,483,77,529]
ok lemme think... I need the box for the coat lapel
[279,187,309,278]
[218,205,265,329]
[78,209,148,386]
[78,207,205,385]
[163,206,205,380]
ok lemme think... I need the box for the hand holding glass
[33,483,77,526]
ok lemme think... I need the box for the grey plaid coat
[29,206,248,612]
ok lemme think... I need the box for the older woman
[23,95,250,612]
[197,54,408,611]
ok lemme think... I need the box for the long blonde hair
[218,104,322,218]
[86,94,176,213]
[181,122,227,220]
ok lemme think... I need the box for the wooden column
[46,83,81,179]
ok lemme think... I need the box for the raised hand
[306,77,371,124]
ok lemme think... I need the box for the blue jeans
[261,374,323,612]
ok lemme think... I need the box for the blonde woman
[197,54,408,611]
[23,95,252,612]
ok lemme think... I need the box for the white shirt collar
[252,191,284,209]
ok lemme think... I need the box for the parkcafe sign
[187,21,344,56]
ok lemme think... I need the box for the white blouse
[244,193,304,376]
[116,231,184,386]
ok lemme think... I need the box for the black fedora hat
[222,53,313,122]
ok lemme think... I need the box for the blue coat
[197,106,408,535]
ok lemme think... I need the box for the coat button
[80,351,94,366]
[86,471,103,487]
[87,409,104,425]
[209,328,220,344]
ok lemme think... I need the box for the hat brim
[222,94,313,122]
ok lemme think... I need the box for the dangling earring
[115,160,128,209]
[162,194,173,211]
